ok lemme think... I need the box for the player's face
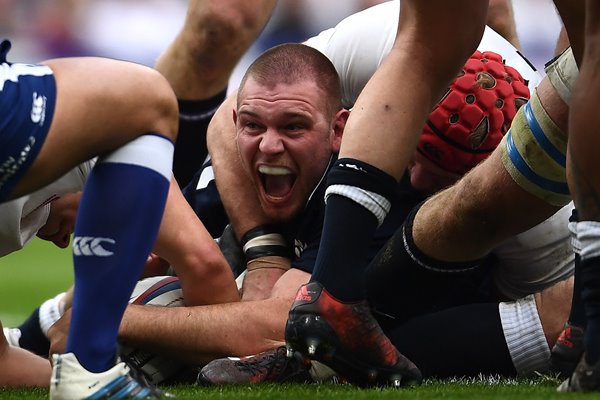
[36,192,81,248]
[408,151,461,196]
[235,78,345,221]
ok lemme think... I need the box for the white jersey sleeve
[304,0,542,109]
[491,203,575,300]
[0,159,95,257]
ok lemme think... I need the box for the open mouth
[258,165,296,199]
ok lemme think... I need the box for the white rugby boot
[50,352,173,399]
[3,327,21,347]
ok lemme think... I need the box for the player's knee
[184,4,264,63]
[192,2,262,37]
[138,68,179,141]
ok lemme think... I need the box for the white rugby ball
[129,275,184,307]
[120,276,186,385]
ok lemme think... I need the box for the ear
[331,108,349,153]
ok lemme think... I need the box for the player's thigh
[585,0,600,55]
[553,0,585,61]
[18,58,178,194]
[417,150,561,260]
[44,57,177,153]
[458,150,561,236]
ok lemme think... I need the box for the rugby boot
[197,346,312,385]
[284,281,422,387]
[550,323,585,378]
[557,354,600,392]
[50,352,174,399]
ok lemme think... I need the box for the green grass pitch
[0,238,73,327]
[0,239,587,398]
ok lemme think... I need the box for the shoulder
[304,1,398,108]
[304,1,542,107]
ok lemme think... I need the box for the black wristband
[240,225,291,261]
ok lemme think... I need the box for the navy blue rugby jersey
[182,159,423,274]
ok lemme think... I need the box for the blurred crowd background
[2,0,562,89]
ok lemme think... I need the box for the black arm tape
[240,225,291,261]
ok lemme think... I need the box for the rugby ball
[129,275,184,306]
[119,276,186,385]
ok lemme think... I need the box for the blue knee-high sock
[66,134,173,373]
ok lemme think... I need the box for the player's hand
[142,253,171,278]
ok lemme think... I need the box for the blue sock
[66,134,173,373]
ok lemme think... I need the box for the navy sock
[310,158,396,302]
[569,253,587,328]
[581,255,600,364]
[66,135,173,373]
[173,92,226,187]
[16,307,50,356]
[310,194,378,301]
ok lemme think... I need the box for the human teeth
[258,165,291,175]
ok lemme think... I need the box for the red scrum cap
[418,50,530,175]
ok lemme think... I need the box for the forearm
[119,269,308,364]
[240,256,290,301]
[207,95,269,240]
[120,297,289,364]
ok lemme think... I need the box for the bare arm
[207,94,269,240]
[118,268,309,364]
[206,95,295,301]
[240,256,290,301]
